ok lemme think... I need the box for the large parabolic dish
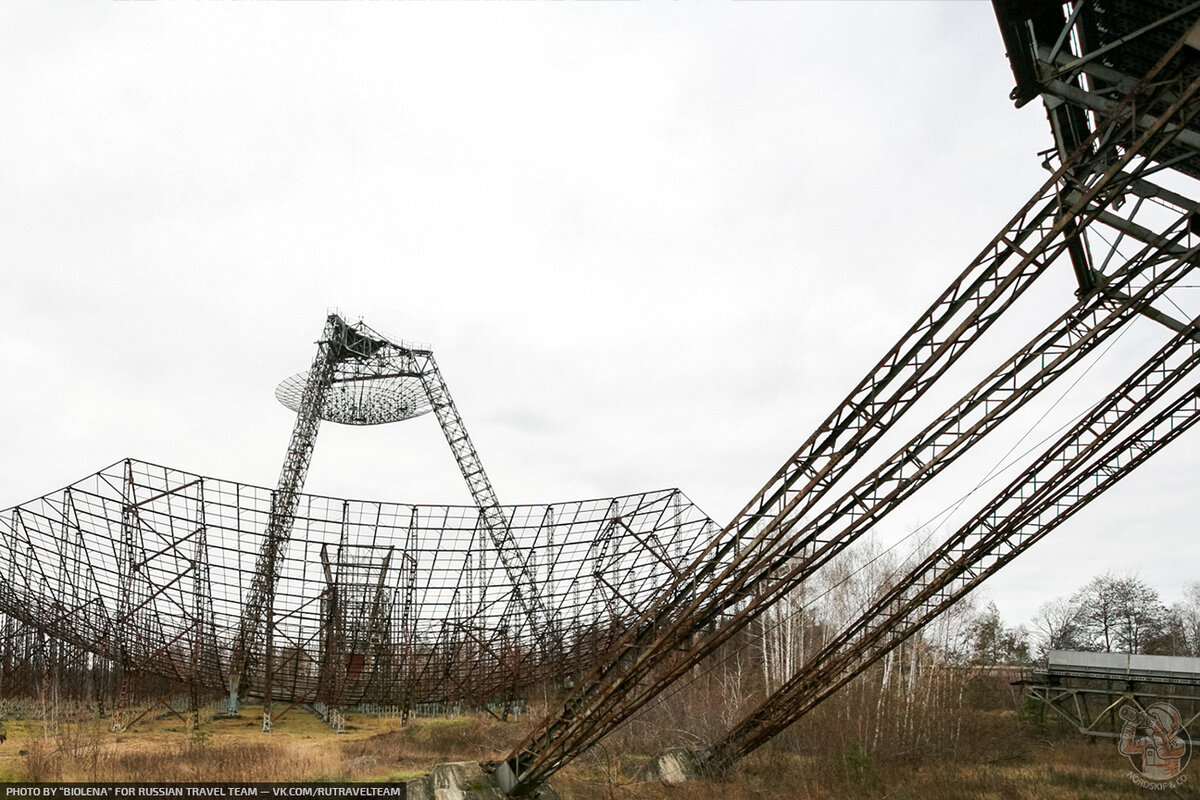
[0,315,719,724]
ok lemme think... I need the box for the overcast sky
[2,1,1196,630]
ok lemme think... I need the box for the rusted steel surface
[499,10,1200,794]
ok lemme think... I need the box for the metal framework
[5,4,1200,795]
[236,315,557,732]
[0,460,715,724]
[705,312,1200,769]
[0,317,718,731]
[496,5,1200,794]
[1021,651,1200,745]
[231,315,344,730]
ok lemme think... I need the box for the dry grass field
[0,701,1186,799]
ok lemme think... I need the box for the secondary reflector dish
[275,363,433,425]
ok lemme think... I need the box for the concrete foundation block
[405,761,560,800]
[404,775,432,800]
[405,761,499,800]
[637,747,701,786]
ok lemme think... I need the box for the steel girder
[499,16,1200,796]
[226,314,553,732]
[705,309,1200,769]
[230,315,344,731]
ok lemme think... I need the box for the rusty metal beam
[705,307,1200,766]
[499,21,1200,794]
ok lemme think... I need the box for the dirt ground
[0,704,1190,799]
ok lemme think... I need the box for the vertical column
[317,542,344,727]
[189,479,209,732]
[400,508,418,725]
[539,505,558,662]
[0,509,13,701]
[112,460,137,732]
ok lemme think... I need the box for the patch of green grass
[382,770,426,783]
[0,763,25,783]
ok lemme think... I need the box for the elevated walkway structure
[1047,650,1200,685]
[1021,650,1200,743]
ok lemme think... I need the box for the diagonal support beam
[705,313,1200,767]
[500,18,1200,794]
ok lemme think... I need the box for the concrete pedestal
[405,761,560,800]
[636,748,700,786]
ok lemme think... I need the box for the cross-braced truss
[236,314,562,732]
[496,4,1200,794]
[0,460,716,721]
[5,4,1200,795]
[1020,651,1200,745]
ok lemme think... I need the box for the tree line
[968,574,1200,665]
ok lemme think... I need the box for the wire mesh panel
[0,458,716,708]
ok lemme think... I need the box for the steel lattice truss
[0,459,716,714]
[237,314,567,732]
[705,314,1200,769]
[5,3,1200,796]
[495,4,1200,794]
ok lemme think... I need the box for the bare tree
[1030,597,1083,660]
[1070,573,1165,653]
[1151,581,1200,656]
[1180,582,1200,656]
